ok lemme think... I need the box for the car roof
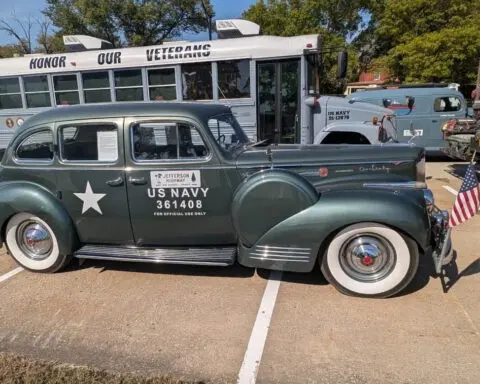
[19,102,232,131]
[347,87,463,99]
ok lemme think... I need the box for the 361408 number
[156,200,203,210]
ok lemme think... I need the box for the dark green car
[0,102,452,298]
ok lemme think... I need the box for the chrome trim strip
[238,159,414,169]
[255,245,311,251]
[250,253,310,259]
[250,256,310,263]
[75,254,232,266]
[363,181,427,189]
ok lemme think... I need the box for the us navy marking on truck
[328,110,351,121]
[149,171,208,216]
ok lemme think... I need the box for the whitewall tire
[321,222,419,298]
[5,213,71,273]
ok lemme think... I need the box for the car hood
[235,143,425,188]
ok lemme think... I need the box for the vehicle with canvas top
[0,102,452,298]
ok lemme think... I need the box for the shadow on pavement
[440,253,480,293]
[256,267,328,286]
[62,258,255,279]
[444,162,480,181]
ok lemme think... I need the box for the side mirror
[337,51,348,79]
[406,96,415,110]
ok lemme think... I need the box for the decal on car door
[147,170,209,217]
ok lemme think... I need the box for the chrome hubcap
[339,234,396,282]
[17,221,52,260]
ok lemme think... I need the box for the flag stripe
[448,164,479,228]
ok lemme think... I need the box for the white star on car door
[74,181,106,214]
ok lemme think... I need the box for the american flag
[449,163,480,227]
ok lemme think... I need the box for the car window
[207,113,249,153]
[434,97,462,112]
[131,122,209,161]
[15,129,53,161]
[59,123,118,162]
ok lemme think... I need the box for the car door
[55,117,135,245]
[123,115,236,247]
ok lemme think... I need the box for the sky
[0,0,257,46]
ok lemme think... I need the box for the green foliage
[242,0,370,38]
[242,0,369,93]
[0,44,21,58]
[361,0,480,83]
[43,0,214,47]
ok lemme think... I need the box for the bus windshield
[207,113,251,153]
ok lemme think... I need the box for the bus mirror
[337,51,348,79]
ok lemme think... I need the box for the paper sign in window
[97,131,118,161]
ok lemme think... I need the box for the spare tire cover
[231,169,318,247]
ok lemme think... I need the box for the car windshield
[381,115,398,143]
[207,112,251,153]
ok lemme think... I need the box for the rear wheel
[5,212,71,273]
[320,222,419,298]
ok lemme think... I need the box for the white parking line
[443,185,458,196]
[237,270,283,384]
[0,267,23,283]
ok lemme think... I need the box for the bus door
[256,59,300,144]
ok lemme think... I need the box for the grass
[0,352,211,384]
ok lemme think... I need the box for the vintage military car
[0,102,452,298]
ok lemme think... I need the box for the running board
[73,245,237,266]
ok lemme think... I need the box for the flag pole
[435,143,478,274]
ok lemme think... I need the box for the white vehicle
[0,19,397,148]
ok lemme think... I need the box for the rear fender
[0,181,79,255]
[238,188,429,272]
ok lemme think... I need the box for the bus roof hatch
[214,19,261,39]
[63,35,114,52]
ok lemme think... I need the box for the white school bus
[0,19,396,148]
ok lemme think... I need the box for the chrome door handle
[128,176,147,185]
[106,177,123,186]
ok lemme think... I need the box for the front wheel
[5,212,71,273]
[320,223,419,298]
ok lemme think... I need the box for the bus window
[217,59,250,99]
[53,74,80,105]
[147,68,176,101]
[23,75,51,108]
[181,63,213,100]
[0,77,22,109]
[82,71,111,103]
[114,69,144,102]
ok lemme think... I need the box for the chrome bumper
[424,189,454,274]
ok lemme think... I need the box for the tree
[242,0,371,39]
[43,0,215,47]
[242,0,372,92]
[358,0,480,83]
[0,12,35,54]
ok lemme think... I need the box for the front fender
[237,187,429,272]
[0,181,79,255]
